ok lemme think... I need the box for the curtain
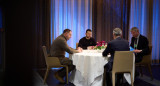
[4,0,39,85]
[152,0,160,64]
[0,7,2,65]
[0,5,5,71]
[129,0,160,64]
[92,0,131,42]
[0,7,2,28]
[33,0,51,68]
[129,0,152,42]
[50,0,92,56]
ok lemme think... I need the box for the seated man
[78,29,96,49]
[50,29,82,83]
[130,27,149,77]
[130,27,149,63]
[102,28,130,86]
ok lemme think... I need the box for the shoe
[54,72,65,83]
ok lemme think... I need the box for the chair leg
[122,75,124,83]
[66,66,69,84]
[44,67,50,84]
[131,72,134,86]
[147,64,153,80]
[139,65,143,77]
[103,68,106,86]
[112,72,115,86]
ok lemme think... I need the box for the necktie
[134,38,137,49]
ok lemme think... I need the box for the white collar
[136,34,140,39]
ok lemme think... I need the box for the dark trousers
[58,57,75,78]
[106,72,123,86]
[135,55,143,77]
[135,53,144,63]
[104,62,123,86]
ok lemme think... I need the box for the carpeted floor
[35,64,160,86]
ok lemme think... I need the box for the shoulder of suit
[111,38,127,42]
[140,34,148,39]
[108,40,115,44]
[124,39,129,43]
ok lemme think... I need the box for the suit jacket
[130,34,149,62]
[102,37,130,71]
[50,34,78,58]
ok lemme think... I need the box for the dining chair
[112,51,134,86]
[136,46,153,80]
[42,46,69,84]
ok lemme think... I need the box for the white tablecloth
[69,50,134,86]
[69,50,107,86]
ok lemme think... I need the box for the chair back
[139,46,152,64]
[136,46,153,80]
[112,51,134,73]
[148,46,152,55]
[42,46,69,84]
[42,46,48,61]
[42,46,62,67]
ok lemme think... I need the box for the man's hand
[87,46,95,50]
[77,47,83,53]
[134,49,142,53]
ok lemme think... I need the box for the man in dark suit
[103,28,130,86]
[130,27,149,63]
[130,27,149,78]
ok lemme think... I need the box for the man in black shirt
[78,29,96,49]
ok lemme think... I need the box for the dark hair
[86,29,92,33]
[63,29,71,34]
